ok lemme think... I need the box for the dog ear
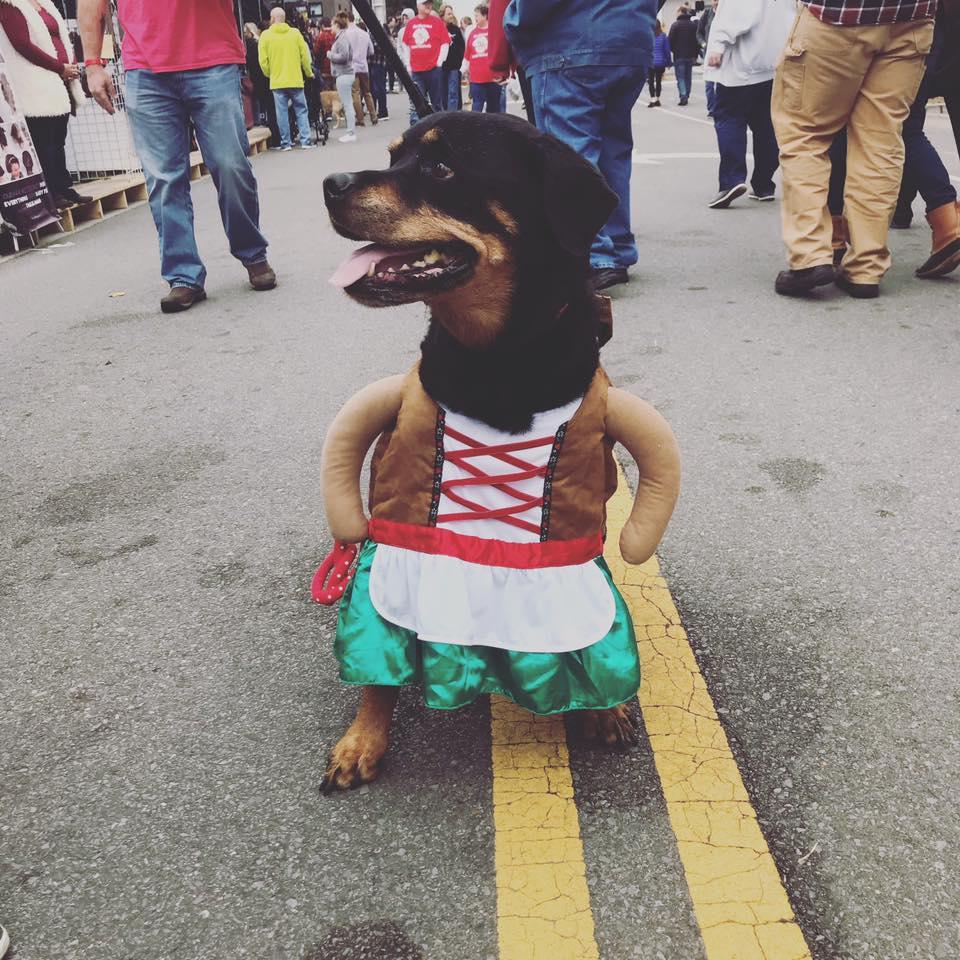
[535,134,619,259]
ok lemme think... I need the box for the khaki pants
[772,8,932,282]
[352,73,377,126]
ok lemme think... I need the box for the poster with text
[0,50,60,236]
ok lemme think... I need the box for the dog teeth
[412,259,427,268]
[424,249,442,264]
[399,263,411,272]
[367,262,376,277]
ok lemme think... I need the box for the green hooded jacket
[259,22,313,90]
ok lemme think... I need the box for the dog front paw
[320,728,388,795]
[579,703,639,747]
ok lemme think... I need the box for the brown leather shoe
[160,285,206,313]
[916,200,960,279]
[246,260,277,291]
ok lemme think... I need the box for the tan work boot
[831,214,848,267]
[160,285,206,314]
[916,200,960,279]
[246,260,277,291]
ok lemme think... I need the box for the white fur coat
[0,0,82,117]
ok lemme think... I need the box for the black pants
[26,113,71,195]
[648,67,665,99]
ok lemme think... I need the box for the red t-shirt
[118,0,244,73]
[465,26,494,84]
[401,14,448,73]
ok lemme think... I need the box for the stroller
[305,76,330,146]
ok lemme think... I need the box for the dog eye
[425,160,454,181]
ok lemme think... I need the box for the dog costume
[330,365,641,715]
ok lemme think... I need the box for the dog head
[324,112,617,348]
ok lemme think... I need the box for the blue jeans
[902,67,957,214]
[714,80,778,195]
[273,87,311,148]
[410,67,444,124]
[470,82,502,113]
[675,59,693,101]
[125,64,268,290]
[443,69,461,110]
[530,64,647,270]
[370,62,388,119]
[705,79,717,116]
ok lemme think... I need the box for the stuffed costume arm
[605,387,682,566]
[321,375,405,543]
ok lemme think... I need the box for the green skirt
[334,540,640,716]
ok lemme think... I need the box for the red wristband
[83,58,107,67]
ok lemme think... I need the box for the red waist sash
[368,518,603,570]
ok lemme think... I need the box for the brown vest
[369,366,617,542]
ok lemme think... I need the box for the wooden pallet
[2,127,271,254]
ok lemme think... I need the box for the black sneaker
[678,98,689,106]
[592,267,629,291]
[836,273,879,299]
[774,264,836,297]
[748,190,776,202]
[708,184,747,209]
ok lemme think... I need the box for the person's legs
[706,79,717,116]
[771,8,868,271]
[29,113,72,194]
[359,72,377,123]
[289,88,312,145]
[448,70,461,109]
[337,72,357,132]
[842,19,932,283]
[26,115,64,194]
[124,68,206,289]
[352,77,365,125]
[713,83,749,190]
[746,80,779,196]
[370,62,388,118]
[272,88,293,147]
[427,68,445,112]
[185,65,269,268]
[827,128,847,216]
[676,60,693,101]
[470,82,484,112]
[486,82,504,113]
[902,69,955,213]
[596,65,647,268]
[647,67,657,99]
[531,67,613,267]
[410,70,431,124]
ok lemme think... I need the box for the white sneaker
[338,132,357,143]
[1,923,10,959]
[299,143,316,150]
[281,146,293,152]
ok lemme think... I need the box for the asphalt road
[2,81,959,960]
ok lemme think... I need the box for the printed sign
[0,50,60,236]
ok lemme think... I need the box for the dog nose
[324,172,359,203]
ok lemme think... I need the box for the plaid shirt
[802,0,937,24]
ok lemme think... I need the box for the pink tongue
[329,243,422,289]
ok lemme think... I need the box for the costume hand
[86,64,116,115]
[707,53,722,67]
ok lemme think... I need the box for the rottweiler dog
[319,112,680,792]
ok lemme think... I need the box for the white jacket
[704,0,798,88]
[0,0,81,117]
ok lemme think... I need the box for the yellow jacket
[258,23,313,89]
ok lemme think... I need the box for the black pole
[350,0,433,120]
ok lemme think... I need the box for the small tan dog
[320,90,346,129]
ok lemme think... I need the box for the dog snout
[323,172,360,205]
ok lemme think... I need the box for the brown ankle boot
[916,200,960,279]
[831,214,848,267]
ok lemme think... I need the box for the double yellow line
[491,463,811,960]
